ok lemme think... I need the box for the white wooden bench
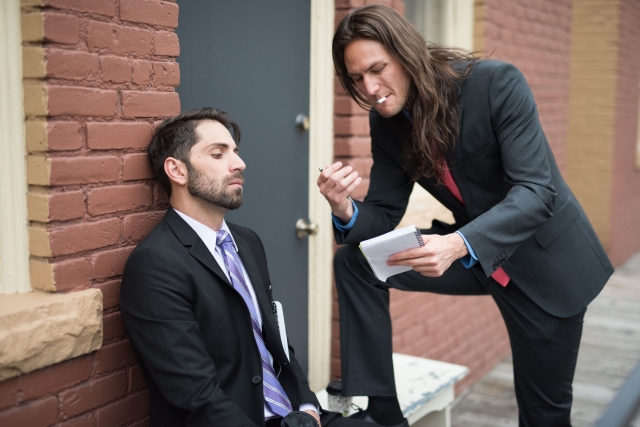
[316,353,468,427]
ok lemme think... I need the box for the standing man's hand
[317,161,362,224]
[387,233,469,277]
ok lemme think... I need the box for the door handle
[295,114,310,131]
[296,218,318,239]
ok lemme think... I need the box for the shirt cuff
[331,198,358,232]
[456,231,478,268]
[299,403,319,415]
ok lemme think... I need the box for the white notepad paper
[359,225,425,282]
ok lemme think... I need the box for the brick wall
[609,0,640,266]
[0,0,179,425]
[481,0,572,172]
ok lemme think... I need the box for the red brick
[87,21,153,55]
[100,56,131,84]
[103,311,126,341]
[50,155,119,185]
[128,365,146,392]
[343,157,373,178]
[47,49,99,81]
[334,137,371,157]
[94,280,121,309]
[7,356,92,404]
[153,31,179,56]
[48,121,83,151]
[121,0,179,27]
[49,190,85,221]
[45,0,117,16]
[56,413,95,427]
[335,95,368,115]
[48,86,118,117]
[154,182,169,205]
[53,257,92,290]
[123,153,154,181]
[0,396,58,427]
[336,0,365,7]
[0,378,14,410]
[90,246,135,279]
[87,122,152,150]
[87,184,152,216]
[49,218,121,256]
[152,61,180,87]
[95,340,137,374]
[122,91,180,118]
[43,12,79,44]
[132,60,152,86]
[334,115,370,136]
[58,371,127,419]
[96,390,149,427]
[350,177,369,200]
[124,211,164,242]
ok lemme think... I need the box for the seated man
[121,108,368,427]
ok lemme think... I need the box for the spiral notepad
[359,225,425,282]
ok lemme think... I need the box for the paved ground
[451,252,640,427]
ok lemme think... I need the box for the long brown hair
[333,5,479,182]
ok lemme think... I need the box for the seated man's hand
[387,233,468,277]
[303,409,321,427]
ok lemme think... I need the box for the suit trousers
[265,411,370,427]
[334,242,586,427]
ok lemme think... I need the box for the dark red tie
[442,165,510,287]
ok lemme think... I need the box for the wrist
[449,233,469,259]
[333,197,354,224]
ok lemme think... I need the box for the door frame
[307,0,334,392]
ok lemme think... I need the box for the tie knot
[216,229,234,248]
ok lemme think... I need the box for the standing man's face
[344,38,412,118]
[186,120,246,210]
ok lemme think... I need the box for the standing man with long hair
[318,5,613,427]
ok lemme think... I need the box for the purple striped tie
[216,230,293,417]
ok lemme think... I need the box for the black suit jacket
[335,60,613,318]
[121,209,319,427]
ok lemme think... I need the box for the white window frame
[405,0,475,51]
[0,0,31,294]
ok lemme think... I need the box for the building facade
[0,0,638,425]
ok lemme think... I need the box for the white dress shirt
[174,209,317,418]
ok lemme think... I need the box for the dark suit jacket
[121,208,319,427]
[335,60,613,318]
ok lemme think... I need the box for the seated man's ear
[165,157,188,188]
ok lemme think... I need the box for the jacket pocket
[533,198,580,248]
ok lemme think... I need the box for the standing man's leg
[486,279,585,427]
[333,243,488,425]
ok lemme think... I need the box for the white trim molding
[307,0,335,392]
[0,0,31,294]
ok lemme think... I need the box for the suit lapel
[163,208,231,287]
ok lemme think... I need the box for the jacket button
[252,375,261,384]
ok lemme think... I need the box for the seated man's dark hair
[148,107,242,197]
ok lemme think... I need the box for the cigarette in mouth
[376,96,387,104]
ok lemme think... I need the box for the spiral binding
[414,227,425,247]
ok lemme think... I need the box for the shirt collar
[173,208,239,252]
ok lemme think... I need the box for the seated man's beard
[186,166,243,210]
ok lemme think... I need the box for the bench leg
[410,406,450,427]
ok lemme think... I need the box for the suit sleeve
[120,248,259,427]
[333,116,414,244]
[458,63,557,277]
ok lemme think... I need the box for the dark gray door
[176,1,311,372]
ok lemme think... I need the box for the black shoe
[348,409,409,427]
